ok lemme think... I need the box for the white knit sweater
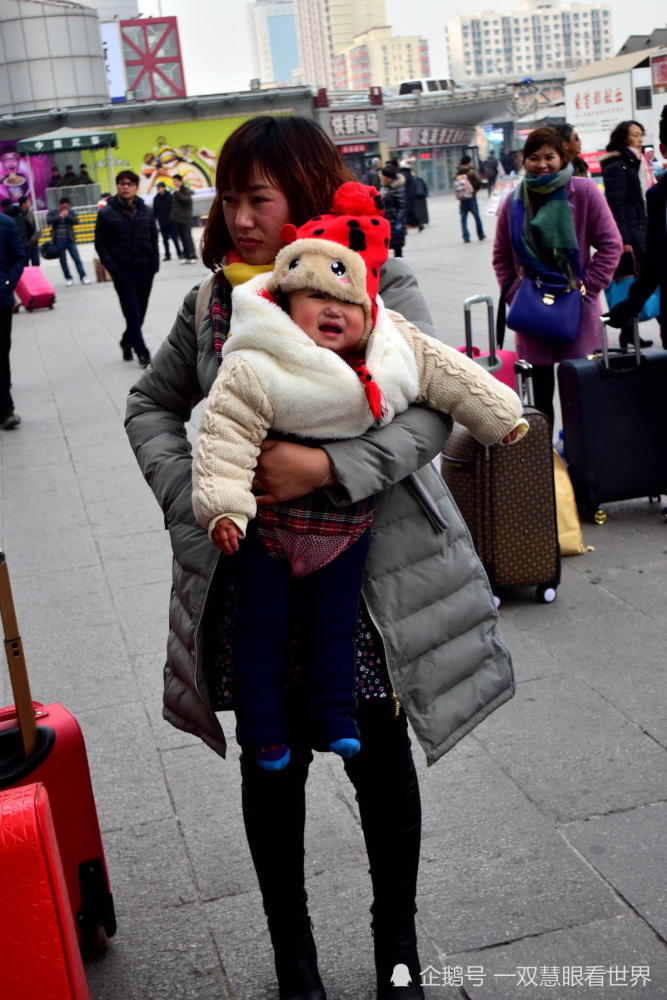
[192,273,527,535]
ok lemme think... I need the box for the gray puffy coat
[124,259,514,765]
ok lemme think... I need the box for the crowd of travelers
[0,109,665,999]
[2,111,664,433]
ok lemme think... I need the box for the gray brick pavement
[0,198,665,999]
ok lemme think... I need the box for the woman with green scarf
[493,126,622,425]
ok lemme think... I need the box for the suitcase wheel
[79,921,109,958]
[535,585,557,604]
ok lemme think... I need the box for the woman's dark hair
[660,105,667,148]
[201,116,355,271]
[606,120,644,152]
[551,123,575,143]
[522,127,570,164]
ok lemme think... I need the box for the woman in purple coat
[493,127,622,424]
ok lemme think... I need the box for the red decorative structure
[120,16,186,100]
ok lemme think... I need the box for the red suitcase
[0,550,116,955]
[15,264,56,311]
[0,782,90,999]
[457,294,520,390]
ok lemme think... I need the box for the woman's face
[221,172,291,265]
[524,144,564,175]
[626,124,645,151]
[565,130,581,157]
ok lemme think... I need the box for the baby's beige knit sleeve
[192,355,274,534]
[388,310,528,446]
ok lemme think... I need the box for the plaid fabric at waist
[257,490,378,577]
[258,490,377,538]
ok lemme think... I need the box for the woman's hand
[254,440,336,506]
[211,517,242,555]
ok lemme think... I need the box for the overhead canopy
[565,47,665,85]
[17,127,118,155]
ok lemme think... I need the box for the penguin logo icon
[391,963,412,986]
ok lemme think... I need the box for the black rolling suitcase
[558,319,667,520]
[442,362,561,603]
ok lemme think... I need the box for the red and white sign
[652,53,667,94]
[565,72,632,153]
[121,17,186,100]
[392,125,473,149]
[579,150,605,175]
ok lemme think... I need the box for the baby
[193,182,527,771]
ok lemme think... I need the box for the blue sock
[329,737,361,759]
[257,745,291,771]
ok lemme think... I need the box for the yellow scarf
[222,249,273,288]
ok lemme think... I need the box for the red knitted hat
[270,182,390,332]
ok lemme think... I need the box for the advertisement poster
[0,142,52,209]
[651,53,667,94]
[100,21,128,104]
[565,72,632,153]
[110,116,249,197]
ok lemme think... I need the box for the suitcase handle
[600,315,642,369]
[514,359,535,406]
[0,550,38,755]
[463,295,498,365]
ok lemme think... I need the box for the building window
[635,86,652,109]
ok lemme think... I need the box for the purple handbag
[507,274,583,343]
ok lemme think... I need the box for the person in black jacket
[94,169,159,367]
[9,196,39,266]
[601,120,654,348]
[0,211,25,429]
[607,107,667,349]
[170,174,197,263]
[378,166,406,257]
[46,197,90,285]
[152,181,182,260]
[61,164,79,186]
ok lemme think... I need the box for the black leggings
[240,697,421,926]
[530,364,555,428]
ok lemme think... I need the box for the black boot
[269,909,326,1000]
[241,747,326,1000]
[343,702,424,1000]
[619,325,653,350]
[372,911,424,999]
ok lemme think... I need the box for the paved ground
[1,195,665,999]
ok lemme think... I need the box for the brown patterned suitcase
[441,406,560,602]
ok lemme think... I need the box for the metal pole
[26,154,38,214]
[106,144,115,192]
